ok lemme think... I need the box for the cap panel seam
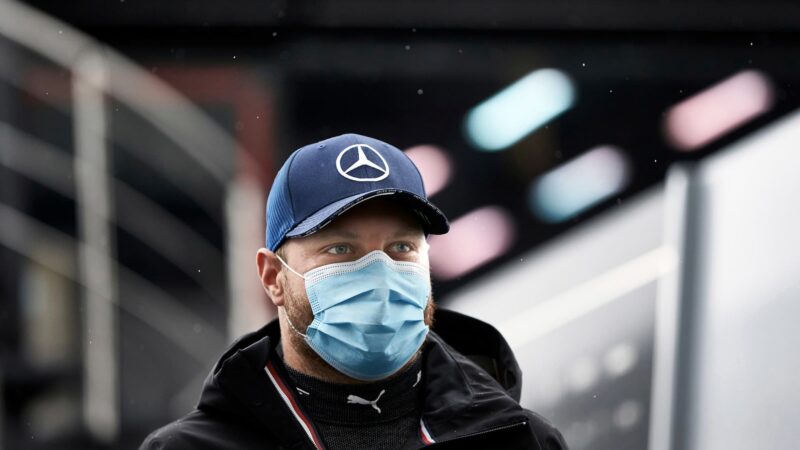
[284,150,300,222]
[400,150,427,196]
[272,150,301,250]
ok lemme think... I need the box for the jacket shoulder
[139,409,279,450]
[140,410,210,450]
[524,409,569,450]
[139,418,190,450]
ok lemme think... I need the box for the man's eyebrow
[315,229,359,240]
[392,228,424,238]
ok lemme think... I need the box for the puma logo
[346,389,386,414]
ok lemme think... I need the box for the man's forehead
[310,224,423,241]
[317,198,423,232]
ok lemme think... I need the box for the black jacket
[140,309,567,449]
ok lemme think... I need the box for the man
[141,133,567,449]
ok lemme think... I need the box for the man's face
[281,197,429,276]
[273,198,435,370]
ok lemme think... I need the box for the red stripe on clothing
[265,361,324,449]
[419,419,436,445]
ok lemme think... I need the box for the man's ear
[256,248,285,307]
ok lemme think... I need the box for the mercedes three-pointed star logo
[335,144,390,182]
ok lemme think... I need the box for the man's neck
[280,338,366,385]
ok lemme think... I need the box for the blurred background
[1,0,799,449]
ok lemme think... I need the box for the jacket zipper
[426,420,528,446]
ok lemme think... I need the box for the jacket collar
[418,312,530,443]
[199,319,321,449]
[197,309,529,448]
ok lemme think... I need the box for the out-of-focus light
[428,206,515,280]
[603,342,638,377]
[566,357,600,393]
[404,145,452,197]
[565,420,600,450]
[664,70,773,151]
[465,68,575,151]
[530,145,630,223]
[613,400,642,430]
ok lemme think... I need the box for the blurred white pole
[73,52,119,443]
[225,175,273,340]
[648,165,692,450]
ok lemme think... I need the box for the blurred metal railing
[0,0,244,443]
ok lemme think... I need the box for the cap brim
[285,189,450,239]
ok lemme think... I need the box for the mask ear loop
[273,251,309,338]
[280,306,309,339]
[273,252,306,279]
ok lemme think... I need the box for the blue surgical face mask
[275,250,431,381]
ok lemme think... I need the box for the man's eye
[326,245,351,255]
[391,242,413,253]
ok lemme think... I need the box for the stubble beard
[280,273,325,370]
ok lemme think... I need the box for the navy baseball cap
[266,133,450,251]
